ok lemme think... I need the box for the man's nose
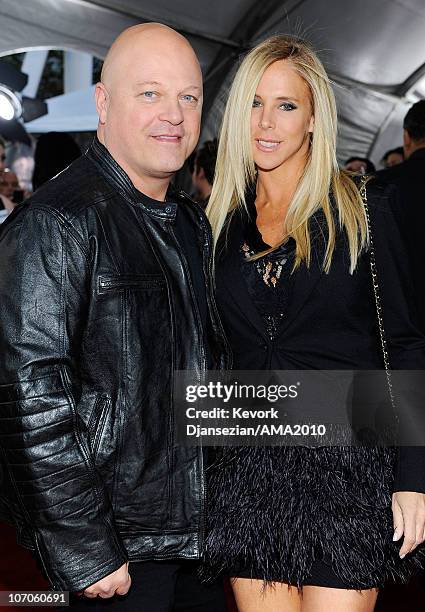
[159,98,184,125]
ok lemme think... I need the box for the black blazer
[215,179,425,492]
[376,149,425,334]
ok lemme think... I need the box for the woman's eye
[280,102,296,111]
[252,99,262,108]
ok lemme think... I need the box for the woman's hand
[392,492,425,558]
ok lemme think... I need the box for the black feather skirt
[200,445,425,589]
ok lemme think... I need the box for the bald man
[0,23,229,611]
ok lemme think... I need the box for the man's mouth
[152,135,183,142]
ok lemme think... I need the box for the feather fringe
[200,446,425,590]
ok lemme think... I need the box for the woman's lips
[255,139,281,152]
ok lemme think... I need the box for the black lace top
[240,199,296,341]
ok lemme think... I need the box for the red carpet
[0,522,49,611]
[0,522,236,611]
[1,521,424,611]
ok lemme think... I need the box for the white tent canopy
[25,85,97,133]
[1,0,425,164]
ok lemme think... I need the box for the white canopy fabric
[25,85,97,132]
[1,0,425,165]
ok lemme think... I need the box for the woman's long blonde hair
[206,35,368,273]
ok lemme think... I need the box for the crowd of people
[1,23,425,612]
[0,132,81,222]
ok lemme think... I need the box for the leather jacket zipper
[174,200,233,557]
[98,275,164,292]
[88,395,110,459]
[196,209,234,556]
[167,222,206,557]
[197,210,232,371]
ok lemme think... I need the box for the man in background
[0,135,6,172]
[0,168,21,202]
[377,100,425,333]
[0,139,16,215]
[190,138,217,207]
[381,146,404,168]
[32,132,81,191]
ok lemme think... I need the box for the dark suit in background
[376,148,425,334]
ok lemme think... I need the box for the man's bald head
[95,22,203,200]
[101,23,201,90]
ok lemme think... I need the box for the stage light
[0,85,22,121]
[0,93,14,120]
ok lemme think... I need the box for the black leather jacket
[0,138,230,591]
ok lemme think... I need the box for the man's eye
[279,102,296,111]
[181,94,197,103]
[142,91,157,99]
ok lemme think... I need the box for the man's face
[385,152,404,168]
[0,170,19,198]
[97,37,202,188]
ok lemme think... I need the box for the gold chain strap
[359,176,396,410]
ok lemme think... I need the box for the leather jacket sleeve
[0,206,128,591]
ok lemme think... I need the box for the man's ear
[403,128,409,144]
[403,128,411,150]
[95,83,109,125]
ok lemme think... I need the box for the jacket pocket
[88,395,111,460]
[98,274,165,294]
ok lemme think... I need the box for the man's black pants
[60,561,227,612]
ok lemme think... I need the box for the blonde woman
[203,35,425,612]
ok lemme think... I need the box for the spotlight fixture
[0,84,22,121]
[0,59,47,144]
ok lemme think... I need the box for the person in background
[0,168,22,206]
[381,146,404,168]
[191,139,218,207]
[376,100,425,335]
[0,190,15,216]
[0,168,14,218]
[0,139,14,215]
[32,131,81,191]
[0,136,6,172]
[344,156,376,174]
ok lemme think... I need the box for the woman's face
[250,60,314,173]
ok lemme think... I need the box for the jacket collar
[218,202,327,341]
[86,136,179,220]
[408,147,425,162]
